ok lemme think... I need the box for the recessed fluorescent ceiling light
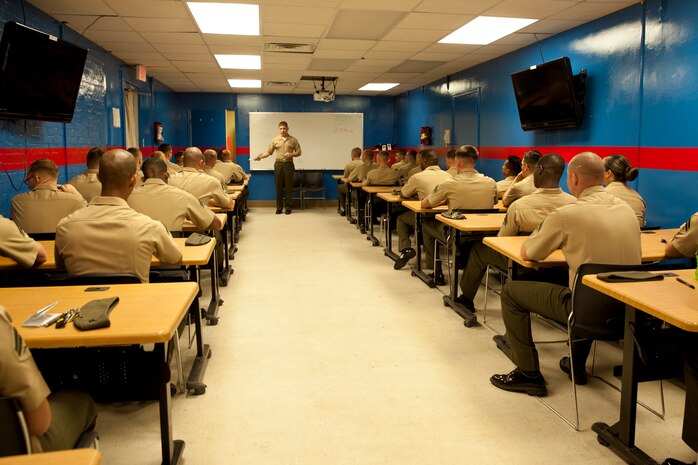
[215,54,261,69]
[187,2,259,35]
[359,83,399,91]
[228,79,261,88]
[439,16,537,45]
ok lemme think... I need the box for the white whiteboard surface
[249,112,363,171]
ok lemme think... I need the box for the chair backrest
[303,171,324,188]
[0,396,32,456]
[28,232,56,241]
[293,171,303,187]
[63,273,142,286]
[570,263,653,340]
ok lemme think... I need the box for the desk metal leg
[592,306,657,465]
[205,251,221,325]
[384,201,399,261]
[219,213,233,287]
[411,212,435,287]
[187,297,211,395]
[346,185,356,224]
[367,193,380,246]
[156,342,185,465]
[441,228,478,327]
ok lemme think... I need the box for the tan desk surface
[494,200,507,212]
[376,192,402,203]
[583,269,698,332]
[226,183,246,192]
[402,200,448,213]
[350,181,363,188]
[182,213,227,231]
[436,212,506,232]
[229,191,241,200]
[0,449,102,465]
[361,186,398,194]
[331,174,343,180]
[0,238,215,270]
[1,281,198,348]
[483,228,680,269]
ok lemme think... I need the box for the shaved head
[98,149,137,196]
[203,149,218,167]
[142,157,167,180]
[183,147,204,168]
[567,151,605,197]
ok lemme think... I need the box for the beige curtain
[124,88,139,148]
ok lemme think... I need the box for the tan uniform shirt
[348,161,378,182]
[424,168,496,210]
[55,196,182,283]
[212,161,235,184]
[498,188,575,237]
[671,212,698,258]
[169,167,232,208]
[67,169,101,202]
[343,159,363,178]
[391,160,406,171]
[135,170,145,188]
[404,165,423,183]
[128,179,216,231]
[205,167,226,189]
[396,162,417,185]
[496,176,516,199]
[0,216,39,267]
[165,160,182,176]
[11,185,87,234]
[364,166,398,186]
[267,134,301,162]
[446,166,458,176]
[401,165,451,200]
[605,182,647,227]
[502,174,536,207]
[524,186,641,289]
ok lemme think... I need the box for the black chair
[0,396,99,456]
[301,171,326,210]
[292,171,303,208]
[0,397,32,456]
[538,262,664,430]
[27,232,56,241]
[62,273,142,285]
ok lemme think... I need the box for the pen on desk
[676,277,696,289]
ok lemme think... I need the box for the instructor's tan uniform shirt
[11,185,87,234]
[67,169,101,202]
[524,186,641,289]
[55,196,182,283]
[0,216,40,267]
[267,135,301,162]
[128,179,216,231]
[169,167,232,207]
[424,168,496,210]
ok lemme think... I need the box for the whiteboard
[249,112,363,170]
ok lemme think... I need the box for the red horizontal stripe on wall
[236,146,249,155]
[639,147,698,171]
[478,146,641,166]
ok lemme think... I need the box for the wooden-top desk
[2,282,198,465]
[376,192,404,261]
[400,200,448,287]
[436,213,507,327]
[0,449,102,465]
[582,269,698,465]
[493,200,507,212]
[361,186,398,246]
[483,228,680,271]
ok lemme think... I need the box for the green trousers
[459,242,509,299]
[38,389,97,451]
[274,160,295,210]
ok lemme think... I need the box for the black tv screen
[0,22,88,123]
[511,57,584,131]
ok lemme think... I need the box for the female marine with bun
[603,154,647,227]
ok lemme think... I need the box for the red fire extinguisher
[420,126,432,146]
[154,121,164,144]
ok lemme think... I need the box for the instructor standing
[254,121,302,214]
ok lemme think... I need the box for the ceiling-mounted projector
[313,89,335,102]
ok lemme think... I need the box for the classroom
[0,1,697,465]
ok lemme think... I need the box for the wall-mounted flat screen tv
[511,57,585,131]
[0,22,88,123]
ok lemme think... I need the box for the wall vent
[264,81,296,87]
[264,43,316,54]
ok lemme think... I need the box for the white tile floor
[95,208,695,465]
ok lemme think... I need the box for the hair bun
[625,166,639,181]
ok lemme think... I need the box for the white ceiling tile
[59,15,130,32]
[362,50,414,60]
[410,51,465,62]
[27,0,114,15]
[338,0,420,10]
[153,43,210,54]
[164,53,216,62]
[100,41,157,53]
[172,61,221,72]
[123,17,197,32]
[113,51,167,61]
[394,12,472,30]
[105,0,190,18]
[185,72,226,80]
[262,54,314,65]
[262,6,336,24]
[313,49,364,59]
[263,24,326,38]
[382,28,446,42]
[550,2,635,21]
[203,35,264,47]
[83,30,143,43]
[140,32,204,45]
[483,0,579,19]
[209,45,260,55]
[369,41,431,52]
[414,0,501,15]
[520,19,585,35]
[221,70,263,79]
[325,10,406,40]
[316,39,376,51]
